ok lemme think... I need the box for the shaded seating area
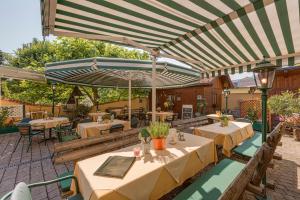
[174,123,283,200]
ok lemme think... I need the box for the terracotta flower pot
[152,138,166,150]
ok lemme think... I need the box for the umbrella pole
[151,56,157,122]
[128,72,132,128]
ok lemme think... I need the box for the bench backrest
[53,128,140,164]
[251,122,282,185]
[220,122,283,199]
[171,116,209,129]
[219,143,265,200]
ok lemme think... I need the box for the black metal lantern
[253,57,278,89]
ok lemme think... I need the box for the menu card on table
[94,156,136,178]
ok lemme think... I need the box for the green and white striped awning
[41,0,300,76]
[45,57,200,88]
[0,65,45,82]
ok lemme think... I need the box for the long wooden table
[71,133,216,200]
[194,121,254,157]
[77,120,130,138]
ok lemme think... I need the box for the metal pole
[261,88,268,185]
[225,95,228,114]
[151,56,157,122]
[0,78,2,103]
[52,85,55,116]
[128,72,132,128]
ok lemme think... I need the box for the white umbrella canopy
[45,57,201,122]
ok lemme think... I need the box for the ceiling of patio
[45,57,200,88]
[41,0,300,77]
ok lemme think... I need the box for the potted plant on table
[220,115,229,127]
[139,128,151,155]
[149,122,170,150]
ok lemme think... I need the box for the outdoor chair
[20,118,32,123]
[131,115,139,128]
[13,123,46,152]
[0,175,82,200]
[54,122,80,143]
[100,124,124,135]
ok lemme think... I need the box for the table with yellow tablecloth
[29,117,69,129]
[77,120,130,138]
[71,133,216,200]
[88,112,109,122]
[147,111,174,122]
[194,121,254,157]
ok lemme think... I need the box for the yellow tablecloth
[194,121,254,157]
[147,112,173,122]
[71,133,216,200]
[29,117,69,129]
[77,120,130,138]
[206,114,234,121]
[88,112,109,122]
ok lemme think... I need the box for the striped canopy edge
[41,0,300,75]
[45,57,201,88]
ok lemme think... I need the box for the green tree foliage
[4,37,150,105]
[0,50,4,65]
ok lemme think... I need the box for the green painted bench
[232,131,262,158]
[233,123,282,159]
[175,136,281,200]
[174,159,245,200]
[0,175,82,200]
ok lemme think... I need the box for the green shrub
[268,91,300,119]
[0,107,10,128]
[246,107,258,122]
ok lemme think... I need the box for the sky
[0,0,251,80]
[0,0,47,53]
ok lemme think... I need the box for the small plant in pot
[148,122,170,150]
[220,115,229,127]
[139,128,151,155]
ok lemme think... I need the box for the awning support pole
[151,55,157,122]
[128,72,132,128]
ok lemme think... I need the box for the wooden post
[151,56,157,122]
[128,72,132,128]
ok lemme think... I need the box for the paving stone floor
[0,132,299,200]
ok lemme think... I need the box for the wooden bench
[52,128,140,164]
[171,116,211,134]
[232,123,282,160]
[174,126,282,200]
